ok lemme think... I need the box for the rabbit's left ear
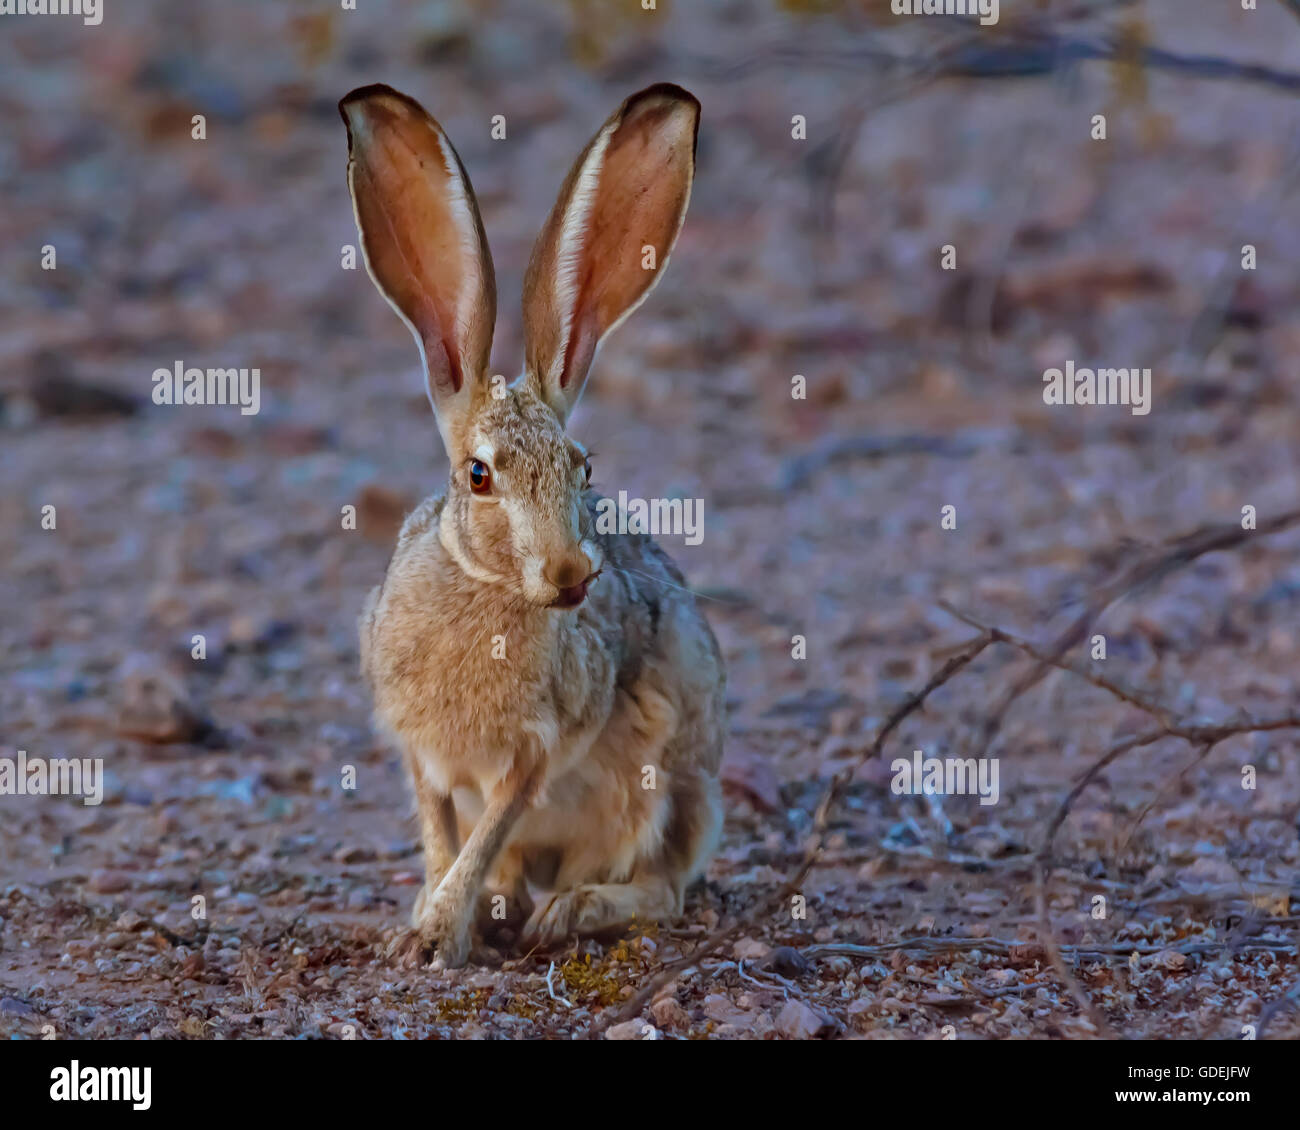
[523,83,699,424]
[340,84,496,453]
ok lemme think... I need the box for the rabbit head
[340,83,699,608]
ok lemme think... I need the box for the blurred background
[1,0,1299,1039]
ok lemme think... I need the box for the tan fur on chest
[362,502,616,795]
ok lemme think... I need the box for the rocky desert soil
[2,0,1299,1039]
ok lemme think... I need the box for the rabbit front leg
[399,761,541,968]
[409,768,460,927]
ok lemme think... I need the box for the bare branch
[972,507,1300,759]
[1042,711,1300,864]
[658,27,1300,97]
[939,601,1175,727]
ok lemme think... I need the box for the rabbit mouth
[549,570,600,609]
[550,580,588,609]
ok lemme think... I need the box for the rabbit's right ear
[340,84,495,452]
[523,84,699,425]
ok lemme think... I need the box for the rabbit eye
[583,457,592,485]
[469,460,492,494]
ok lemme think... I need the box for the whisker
[607,564,742,606]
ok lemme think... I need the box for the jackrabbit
[340,82,725,967]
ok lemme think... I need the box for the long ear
[523,83,699,424]
[340,84,495,452]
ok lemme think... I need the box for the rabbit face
[442,380,602,609]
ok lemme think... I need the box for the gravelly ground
[2,0,1299,1039]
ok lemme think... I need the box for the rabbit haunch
[341,81,725,965]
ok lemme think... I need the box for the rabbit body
[341,81,723,965]
[361,465,724,954]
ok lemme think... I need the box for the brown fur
[342,82,723,966]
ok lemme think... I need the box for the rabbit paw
[388,894,472,969]
[524,886,615,948]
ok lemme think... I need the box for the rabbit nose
[544,554,592,591]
